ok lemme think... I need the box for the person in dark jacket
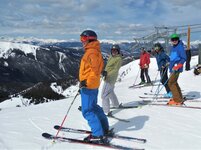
[167,33,186,105]
[154,43,172,98]
[139,47,151,85]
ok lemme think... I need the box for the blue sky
[0,0,201,41]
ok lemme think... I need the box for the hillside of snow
[0,41,40,59]
[0,56,201,150]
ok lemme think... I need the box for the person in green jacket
[101,44,123,115]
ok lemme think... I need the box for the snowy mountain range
[0,40,83,102]
[0,37,200,103]
[0,39,135,102]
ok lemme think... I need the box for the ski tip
[42,132,52,138]
[54,125,60,129]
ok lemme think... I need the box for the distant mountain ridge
[0,37,199,103]
[0,39,134,102]
[0,41,83,102]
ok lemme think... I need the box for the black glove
[79,80,87,88]
[102,71,107,78]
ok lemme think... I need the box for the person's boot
[104,128,115,137]
[164,92,172,98]
[138,81,145,85]
[83,134,109,144]
[167,98,183,106]
[146,81,152,85]
[167,92,173,98]
[107,111,113,117]
[118,103,123,108]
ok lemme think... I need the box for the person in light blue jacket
[167,34,186,105]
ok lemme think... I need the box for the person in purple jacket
[167,33,186,105]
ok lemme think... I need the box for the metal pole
[199,44,201,64]
[187,26,191,50]
[53,90,80,141]
[133,68,140,86]
[150,71,159,93]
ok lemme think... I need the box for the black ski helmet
[140,47,146,51]
[80,30,97,43]
[154,43,163,51]
[111,44,120,54]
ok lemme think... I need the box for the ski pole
[150,70,160,92]
[53,89,80,142]
[133,68,140,85]
[153,71,173,101]
[152,67,168,97]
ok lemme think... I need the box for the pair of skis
[143,92,196,97]
[138,101,201,110]
[139,96,196,101]
[128,84,159,89]
[109,103,140,122]
[78,104,138,123]
[135,93,201,109]
[139,93,201,104]
[42,125,146,150]
[109,100,201,112]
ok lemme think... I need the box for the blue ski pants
[80,88,109,136]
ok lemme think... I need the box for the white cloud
[0,0,201,40]
[166,0,201,7]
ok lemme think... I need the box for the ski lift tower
[131,25,188,55]
[154,26,187,53]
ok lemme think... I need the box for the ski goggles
[171,38,179,42]
[80,36,88,43]
[80,36,97,43]
[111,48,118,51]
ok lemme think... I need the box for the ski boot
[146,81,153,86]
[104,128,115,137]
[138,81,145,85]
[164,92,173,98]
[84,134,109,144]
[118,103,124,108]
[107,111,113,117]
[167,98,183,106]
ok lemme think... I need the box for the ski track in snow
[29,118,43,132]
[0,138,10,150]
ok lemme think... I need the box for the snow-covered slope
[0,41,40,59]
[0,56,201,150]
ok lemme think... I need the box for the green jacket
[105,54,122,85]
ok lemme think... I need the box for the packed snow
[0,56,201,150]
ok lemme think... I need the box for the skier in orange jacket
[79,30,109,144]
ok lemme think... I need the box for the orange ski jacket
[79,40,104,89]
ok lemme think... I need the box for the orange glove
[173,63,183,71]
